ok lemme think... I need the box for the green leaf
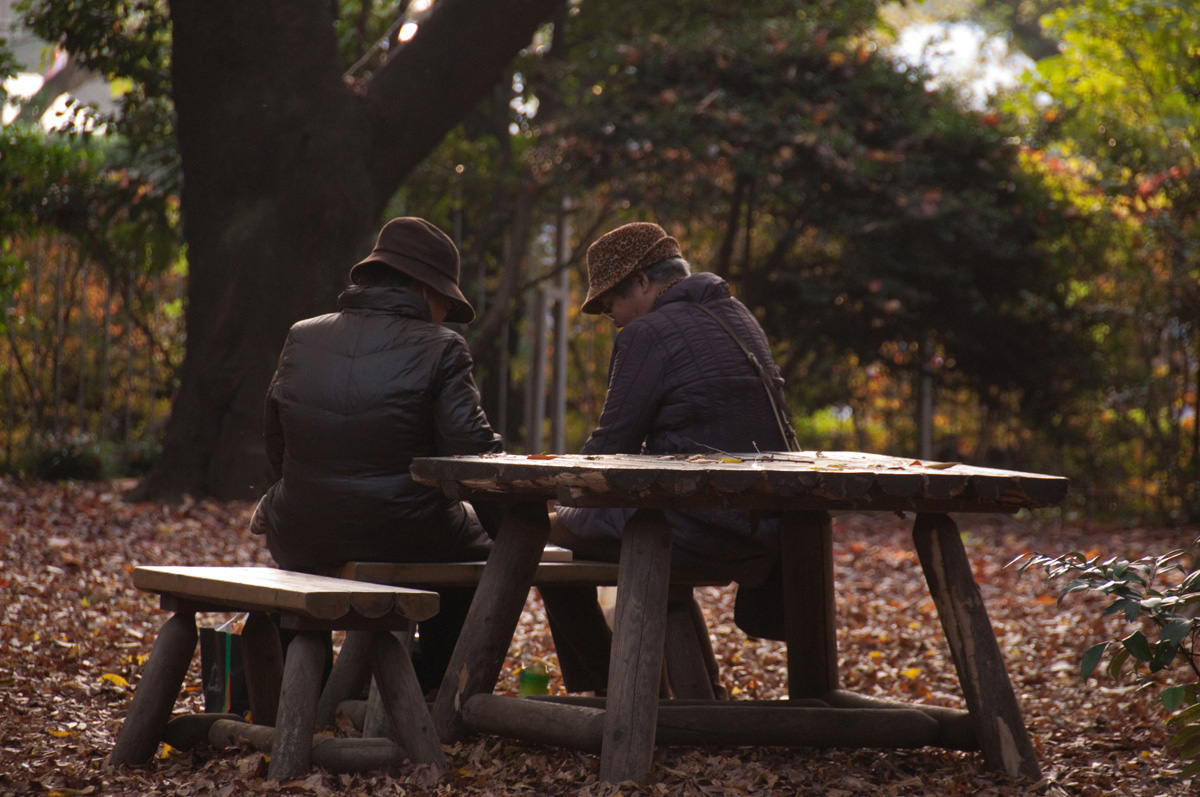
[1163,684,1190,713]
[1107,646,1132,680]
[1168,702,1200,727]
[1121,630,1154,662]
[1122,599,1143,622]
[1101,598,1130,617]
[1150,639,1179,672]
[1081,642,1109,680]
[1175,732,1200,761]
[1160,619,1194,648]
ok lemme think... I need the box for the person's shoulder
[294,310,341,328]
[681,271,731,300]
[287,311,341,338]
[425,323,469,347]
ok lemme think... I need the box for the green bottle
[517,660,550,697]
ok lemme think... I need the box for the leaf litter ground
[0,478,1197,796]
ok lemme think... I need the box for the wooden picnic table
[411,451,1068,784]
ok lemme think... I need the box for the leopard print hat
[581,222,682,314]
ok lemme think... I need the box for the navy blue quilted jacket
[584,271,788,457]
[572,271,790,584]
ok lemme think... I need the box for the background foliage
[0,0,1197,520]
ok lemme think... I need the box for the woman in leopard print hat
[580,222,682,315]
[540,220,799,694]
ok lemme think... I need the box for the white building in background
[2,0,117,127]
[891,21,1034,109]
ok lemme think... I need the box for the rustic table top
[410,451,1068,513]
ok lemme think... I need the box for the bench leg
[362,630,413,738]
[363,677,388,739]
[268,630,325,781]
[241,611,283,727]
[912,512,1041,779]
[373,631,446,771]
[317,629,375,728]
[664,588,717,700]
[110,611,199,766]
[687,592,727,699]
[600,509,672,784]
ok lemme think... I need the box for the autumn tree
[516,0,1095,446]
[999,0,1200,518]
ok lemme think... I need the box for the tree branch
[362,0,566,211]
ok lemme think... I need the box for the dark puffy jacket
[568,271,790,585]
[261,285,502,571]
[584,271,788,457]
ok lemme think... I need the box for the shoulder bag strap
[685,301,800,452]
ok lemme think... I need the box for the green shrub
[25,435,105,481]
[13,435,160,481]
[1015,549,1200,777]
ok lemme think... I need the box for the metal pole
[77,257,87,433]
[53,242,66,435]
[100,276,112,440]
[4,293,14,469]
[124,280,134,439]
[918,368,933,460]
[526,287,548,453]
[917,336,934,460]
[29,237,43,445]
[550,203,571,454]
[497,319,509,440]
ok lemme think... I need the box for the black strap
[685,302,800,452]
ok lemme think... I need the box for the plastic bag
[199,614,250,716]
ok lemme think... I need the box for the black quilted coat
[260,285,502,571]
[584,271,788,457]
[560,271,791,587]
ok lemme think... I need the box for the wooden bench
[109,566,444,780]
[328,549,730,728]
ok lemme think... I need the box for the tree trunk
[134,0,564,500]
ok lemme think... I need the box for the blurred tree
[1000,0,1200,518]
[525,0,1095,436]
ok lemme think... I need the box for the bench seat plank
[133,566,439,622]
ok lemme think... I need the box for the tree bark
[135,0,564,500]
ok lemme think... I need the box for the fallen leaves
[0,478,1197,794]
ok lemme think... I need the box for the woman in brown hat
[541,221,797,694]
[253,216,502,692]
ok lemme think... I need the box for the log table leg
[912,512,1041,780]
[431,500,551,743]
[268,630,326,781]
[241,611,283,727]
[599,509,672,784]
[781,510,837,699]
[110,611,199,766]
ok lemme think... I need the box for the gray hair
[609,257,691,299]
[643,257,691,284]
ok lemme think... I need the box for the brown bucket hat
[349,217,475,323]
[581,222,682,314]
